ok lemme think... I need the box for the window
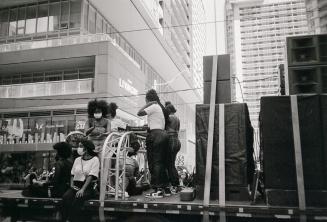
[88,5,96,33]
[60,1,69,29]
[37,4,48,33]
[45,71,63,81]
[0,10,9,37]
[26,6,36,34]
[9,8,17,36]
[96,13,102,33]
[49,2,60,31]
[70,0,81,29]
[17,7,26,35]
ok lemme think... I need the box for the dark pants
[167,134,181,186]
[61,182,95,222]
[146,129,168,189]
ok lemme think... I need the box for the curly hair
[87,99,109,118]
[108,102,118,118]
[53,142,72,159]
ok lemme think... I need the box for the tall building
[305,0,327,34]
[0,0,203,169]
[226,0,308,129]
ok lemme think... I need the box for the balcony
[0,33,113,53]
[0,79,93,98]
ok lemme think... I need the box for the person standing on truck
[137,89,170,198]
[61,140,100,222]
[165,102,182,194]
[84,99,111,154]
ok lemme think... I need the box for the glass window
[63,69,78,80]
[12,74,20,84]
[29,116,52,143]
[33,72,45,82]
[79,67,94,79]
[96,13,102,33]
[52,115,75,140]
[37,4,48,33]
[70,0,81,29]
[26,6,36,34]
[75,115,87,132]
[0,10,9,37]
[82,2,88,31]
[60,1,69,29]
[9,8,17,36]
[88,5,96,34]
[21,74,33,83]
[45,71,63,81]
[49,2,60,31]
[17,7,25,35]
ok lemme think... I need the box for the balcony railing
[0,33,113,53]
[0,79,93,98]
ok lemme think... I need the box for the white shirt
[71,156,100,181]
[144,104,165,130]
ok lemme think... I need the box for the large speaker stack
[261,95,327,207]
[203,55,231,104]
[195,55,254,201]
[287,34,327,94]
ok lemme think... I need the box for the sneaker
[145,188,164,198]
[164,187,172,197]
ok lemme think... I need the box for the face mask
[77,147,85,156]
[94,113,102,119]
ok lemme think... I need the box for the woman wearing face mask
[61,140,100,222]
[84,99,111,154]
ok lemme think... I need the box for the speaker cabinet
[287,34,327,94]
[195,103,254,200]
[203,55,231,103]
[260,95,327,206]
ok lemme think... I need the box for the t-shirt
[71,156,100,182]
[144,104,165,130]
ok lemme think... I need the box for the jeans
[166,133,181,186]
[146,129,169,189]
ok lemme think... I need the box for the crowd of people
[21,88,182,220]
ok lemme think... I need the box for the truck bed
[0,190,327,221]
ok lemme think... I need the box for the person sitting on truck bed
[137,89,170,198]
[61,140,100,222]
[124,133,142,196]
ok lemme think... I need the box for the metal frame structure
[99,131,149,202]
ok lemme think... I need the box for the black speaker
[260,95,327,191]
[279,64,285,95]
[287,34,327,94]
[203,55,231,103]
[195,103,254,200]
[203,81,231,104]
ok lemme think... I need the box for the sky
[203,0,227,55]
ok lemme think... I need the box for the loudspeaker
[203,81,231,104]
[195,103,254,200]
[203,55,231,103]
[260,95,327,191]
[287,34,327,94]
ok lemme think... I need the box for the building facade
[305,0,327,34]
[0,0,202,171]
[226,0,308,130]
